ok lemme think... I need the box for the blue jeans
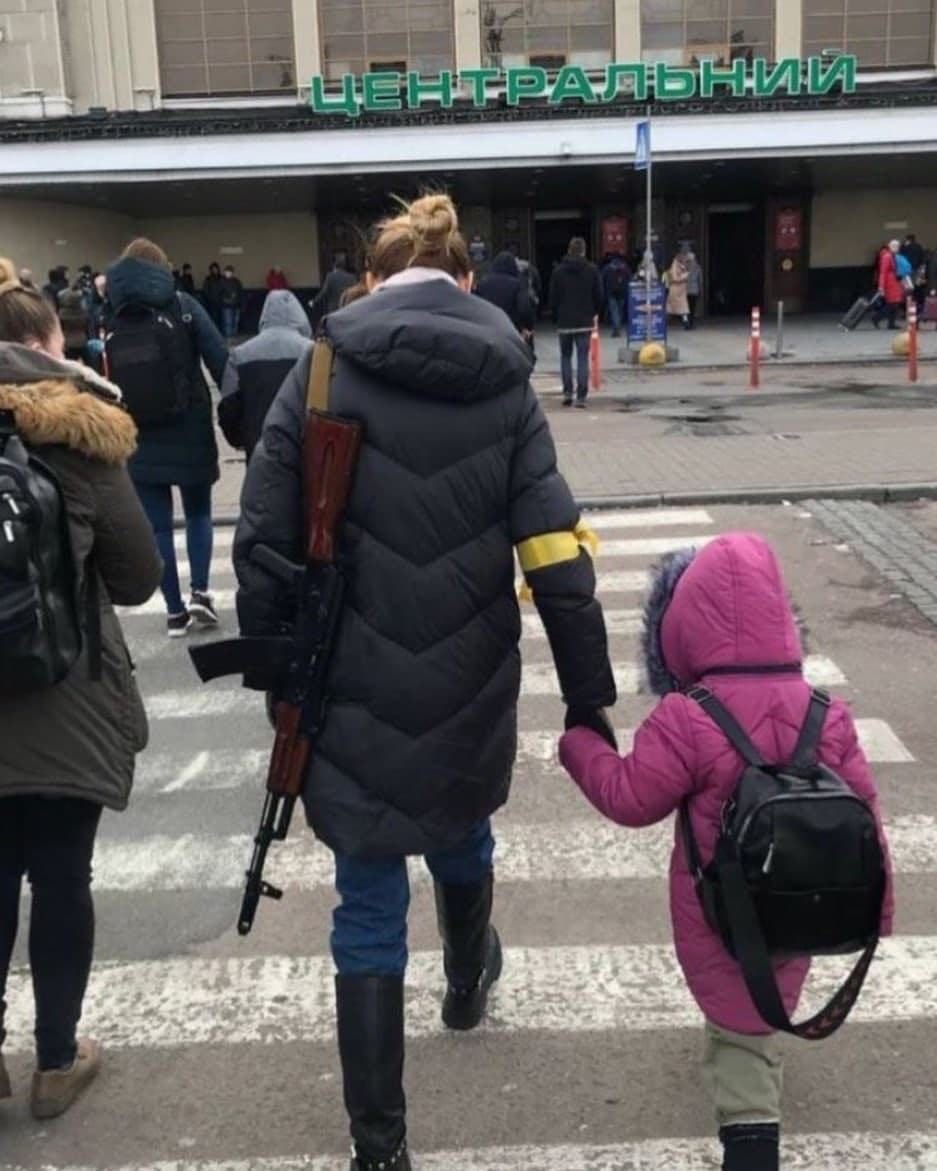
[221,307,240,338]
[559,331,590,400]
[608,295,627,334]
[331,821,495,976]
[135,482,213,616]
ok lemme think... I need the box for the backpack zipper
[737,791,873,850]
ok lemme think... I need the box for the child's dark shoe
[720,1123,779,1171]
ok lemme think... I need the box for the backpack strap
[678,685,763,887]
[718,844,878,1040]
[307,340,334,413]
[789,688,831,771]
[686,685,766,768]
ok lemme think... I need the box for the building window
[319,0,454,79]
[155,0,296,97]
[641,0,774,66]
[804,0,935,68]
[481,1,615,71]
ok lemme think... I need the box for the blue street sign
[627,280,667,345]
[635,120,650,171]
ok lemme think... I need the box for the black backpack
[105,296,195,427]
[0,410,98,694]
[680,686,885,1040]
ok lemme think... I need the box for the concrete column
[615,0,641,60]
[454,0,482,72]
[291,0,321,95]
[775,0,802,60]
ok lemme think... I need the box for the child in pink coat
[559,532,893,1171]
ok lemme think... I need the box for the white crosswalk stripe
[5,1132,937,1171]
[18,502,918,1167]
[141,653,849,720]
[133,715,912,796]
[90,813,930,893]
[4,936,934,1053]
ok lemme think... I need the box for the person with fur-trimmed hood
[559,532,893,1171]
[0,259,162,1121]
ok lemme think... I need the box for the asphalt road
[1,503,935,1170]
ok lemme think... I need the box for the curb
[194,481,937,529]
[575,482,937,510]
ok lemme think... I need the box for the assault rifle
[189,342,362,935]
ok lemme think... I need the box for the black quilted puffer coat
[234,275,615,857]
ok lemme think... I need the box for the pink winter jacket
[560,532,894,1036]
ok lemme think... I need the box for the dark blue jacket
[475,252,535,332]
[107,257,228,487]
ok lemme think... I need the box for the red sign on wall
[601,215,628,257]
[775,208,802,252]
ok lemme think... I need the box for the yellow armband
[516,521,599,602]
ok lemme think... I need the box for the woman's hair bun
[408,193,458,254]
[0,257,18,287]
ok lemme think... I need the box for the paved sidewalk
[213,378,937,516]
[532,314,937,373]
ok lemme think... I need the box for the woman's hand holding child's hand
[563,707,618,750]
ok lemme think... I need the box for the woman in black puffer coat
[234,194,615,1171]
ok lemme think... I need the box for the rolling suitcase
[841,293,879,331]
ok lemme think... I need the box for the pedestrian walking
[42,266,69,308]
[57,282,91,361]
[684,249,703,327]
[179,263,196,296]
[219,288,312,459]
[665,252,691,330]
[220,265,244,339]
[872,240,904,329]
[201,262,224,330]
[474,250,535,338]
[560,532,893,1171]
[309,256,357,324]
[105,237,228,636]
[0,258,162,1120]
[234,192,615,1171]
[601,252,630,338]
[549,236,603,407]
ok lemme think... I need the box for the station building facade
[0,0,936,316]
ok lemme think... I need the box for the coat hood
[259,289,311,337]
[0,342,136,464]
[642,532,803,695]
[490,251,520,277]
[106,256,176,313]
[324,276,533,402]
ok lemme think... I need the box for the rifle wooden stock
[267,701,312,799]
[304,413,362,564]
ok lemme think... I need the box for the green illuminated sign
[309,55,857,119]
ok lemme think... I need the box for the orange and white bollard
[908,297,919,383]
[749,306,761,389]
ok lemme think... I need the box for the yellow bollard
[638,341,667,367]
[892,331,910,357]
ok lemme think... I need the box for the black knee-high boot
[720,1123,780,1171]
[433,871,503,1031]
[335,974,410,1171]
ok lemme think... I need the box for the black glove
[564,706,618,750]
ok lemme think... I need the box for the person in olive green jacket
[0,259,162,1122]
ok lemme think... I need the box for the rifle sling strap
[307,340,334,413]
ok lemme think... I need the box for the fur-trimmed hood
[0,342,136,465]
[641,533,804,695]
